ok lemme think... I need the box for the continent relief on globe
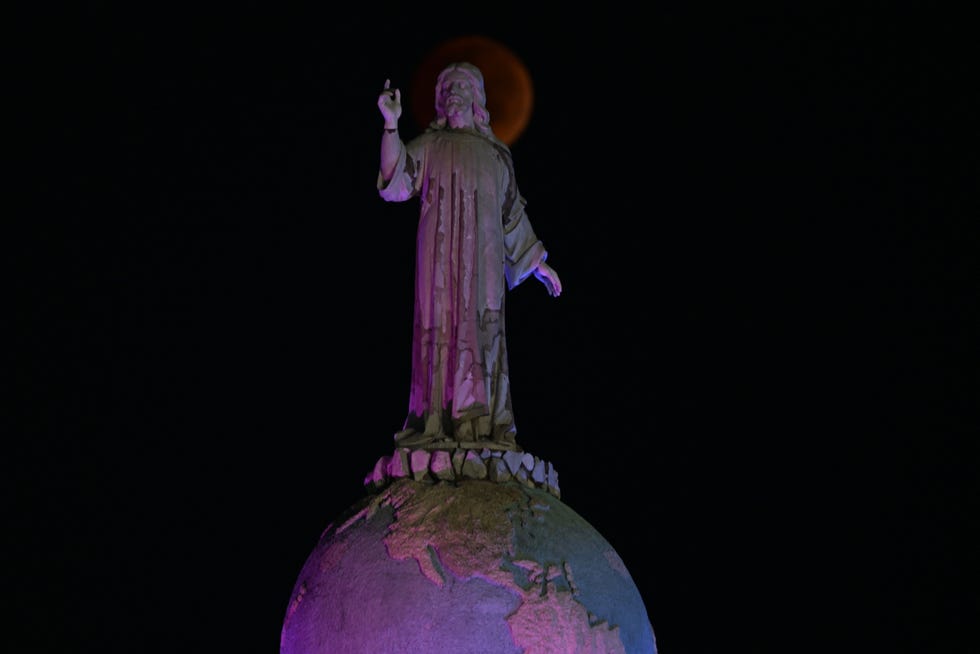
[280,479,658,654]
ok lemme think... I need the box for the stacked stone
[364,446,560,498]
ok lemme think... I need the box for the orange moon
[410,35,534,147]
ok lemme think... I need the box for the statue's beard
[445,96,466,113]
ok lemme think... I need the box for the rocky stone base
[364,445,560,498]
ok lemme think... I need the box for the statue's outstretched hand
[533,261,562,297]
[378,79,402,124]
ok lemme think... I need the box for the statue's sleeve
[503,191,547,290]
[378,138,423,202]
[497,143,545,288]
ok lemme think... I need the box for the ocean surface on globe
[280,477,657,653]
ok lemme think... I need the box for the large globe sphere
[280,471,658,653]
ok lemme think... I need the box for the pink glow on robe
[380,126,546,445]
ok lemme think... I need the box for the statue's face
[439,70,476,119]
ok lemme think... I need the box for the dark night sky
[11,4,977,653]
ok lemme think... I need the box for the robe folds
[378,127,546,446]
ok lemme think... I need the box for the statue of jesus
[377,62,562,449]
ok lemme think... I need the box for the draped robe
[378,127,546,446]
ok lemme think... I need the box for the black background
[10,4,977,653]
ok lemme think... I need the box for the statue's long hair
[429,62,508,150]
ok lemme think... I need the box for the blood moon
[410,35,534,147]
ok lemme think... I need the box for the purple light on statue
[280,54,657,654]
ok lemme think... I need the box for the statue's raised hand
[378,79,402,125]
